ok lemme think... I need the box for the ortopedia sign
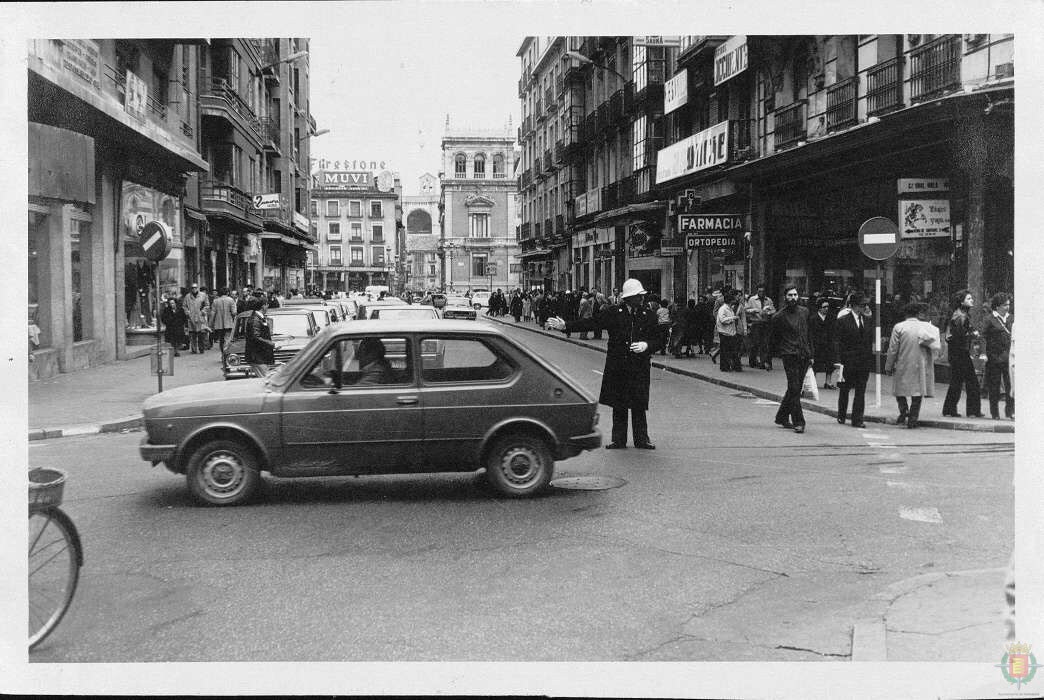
[680,214,744,253]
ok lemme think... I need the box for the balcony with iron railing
[535,97,544,120]
[563,55,585,83]
[602,181,619,211]
[633,64,667,110]
[826,76,859,133]
[261,116,281,150]
[534,221,542,238]
[730,118,755,161]
[616,175,635,206]
[773,100,806,150]
[555,74,564,97]
[609,89,625,127]
[596,102,610,133]
[867,56,904,117]
[543,150,553,172]
[554,139,565,163]
[544,218,553,238]
[520,221,532,239]
[584,112,598,143]
[555,214,565,235]
[909,34,962,104]
[518,76,526,98]
[101,64,173,127]
[200,77,263,140]
[545,87,556,113]
[200,179,260,225]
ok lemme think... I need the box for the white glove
[629,341,648,354]
[547,316,566,330]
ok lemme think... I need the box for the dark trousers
[942,352,981,415]
[837,367,869,423]
[775,355,808,426]
[896,396,923,423]
[612,406,649,446]
[984,359,1014,418]
[748,323,770,366]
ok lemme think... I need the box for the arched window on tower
[492,153,505,179]
[455,153,467,177]
[473,153,486,178]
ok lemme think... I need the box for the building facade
[516,35,1014,318]
[309,169,404,293]
[403,172,442,292]
[439,124,522,293]
[28,38,316,380]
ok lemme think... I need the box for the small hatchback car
[140,320,601,505]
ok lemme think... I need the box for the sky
[309,18,522,195]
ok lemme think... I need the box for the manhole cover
[550,475,627,491]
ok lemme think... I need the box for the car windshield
[269,314,311,337]
[371,308,437,320]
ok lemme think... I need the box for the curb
[487,316,1014,434]
[29,415,143,442]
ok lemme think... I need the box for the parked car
[360,303,440,321]
[282,299,338,325]
[140,320,602,505]
[470,291,492,310]
[223,309,320,379]
[441,296,477,320]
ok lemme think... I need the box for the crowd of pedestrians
[499,279,1014,434]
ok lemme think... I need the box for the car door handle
[396,396,419,405]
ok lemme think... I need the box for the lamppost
[563,49,629,82]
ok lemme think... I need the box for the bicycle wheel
[28,507,82,650]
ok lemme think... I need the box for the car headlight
[226,353,239,366]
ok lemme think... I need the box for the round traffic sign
[139,220,173,262]
[858,216,900,261]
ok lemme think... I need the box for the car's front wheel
[485,434,553,497]
[186,438,261,506]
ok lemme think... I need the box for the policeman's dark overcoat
[565,302,663,410]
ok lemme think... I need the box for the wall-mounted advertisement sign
[897,178,950,194]
[655,120,730,184]
[714,35,748,86]
[679,214,744,235]
[252,193,282,210]
[900,199,950,239]
[318,171,372,190]
[633,36,681,47]
[124,69,147,121]
[664,69,688,115]
[574,191,588,218]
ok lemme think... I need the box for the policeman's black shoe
[635,442,656,450]
[775,420,794,429]
[793,425,805,434]
[851,421,867,429]
[967,413,986,418]
[837,415,846,424]
[942,411,961,417]
[605,443,626,450]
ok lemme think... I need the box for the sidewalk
[28,346,226,440]
[485,315,1014,434]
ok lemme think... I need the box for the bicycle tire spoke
[29,544,71,577]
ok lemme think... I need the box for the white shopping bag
[801,365,820,401]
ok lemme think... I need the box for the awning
[518,248,553,259]
[260,232,315,249]
[183,207,208,223]
[590,200,666,226]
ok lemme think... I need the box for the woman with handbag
[884,302,941,428]
[982,292,1014,420]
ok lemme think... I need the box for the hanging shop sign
[897,178,950,194]
[664,69,688,115]
[900,199,951,239]
[714,35,748,86]
[685,233,739,253]
[659,238,684,255]
[633,36,682,47]
[655,120,730,184]
[252,193,282,210]
[678,214,744,234]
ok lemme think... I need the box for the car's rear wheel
[485,434,553,497]
[186,439,261,506]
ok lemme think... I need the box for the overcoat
[209,295,238,331]
[833,312,875,376]
[564,302,662,410]
[808,311,837,372]
[885,318,940,397]
[182,291,209,332]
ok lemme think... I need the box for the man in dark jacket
[834,293,874,428]
[941,289,983,418]
[244,297,275,370]
[547,278,662,449]
[770,286,814,433]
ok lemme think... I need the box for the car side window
[297,337,413,390]
[420,337,515,384]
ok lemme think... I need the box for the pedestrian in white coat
[884,302,941,428]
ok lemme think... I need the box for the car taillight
[422,339,438,354]
[592,411,599,429]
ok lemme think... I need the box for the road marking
[886,480,926,491]
[862,432,888,440]
[753,399,777,405]
[592,370,603,375]
[879,465,909,474]
[867,442,895,448]
[899,506,942,523]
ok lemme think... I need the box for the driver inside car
[354,337,394,386]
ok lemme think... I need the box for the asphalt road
[26,322,1013,662]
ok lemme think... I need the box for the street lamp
[564,49,628,82]
[261,50,308,71]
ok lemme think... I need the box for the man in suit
[834,293,874,428]
[208,287,238,369]
[547,278,662,449]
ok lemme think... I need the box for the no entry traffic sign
[858,216,900,260]
[139,220,173,262]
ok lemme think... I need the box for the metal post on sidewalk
[875,266,881,409]
[155,263,164,394]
